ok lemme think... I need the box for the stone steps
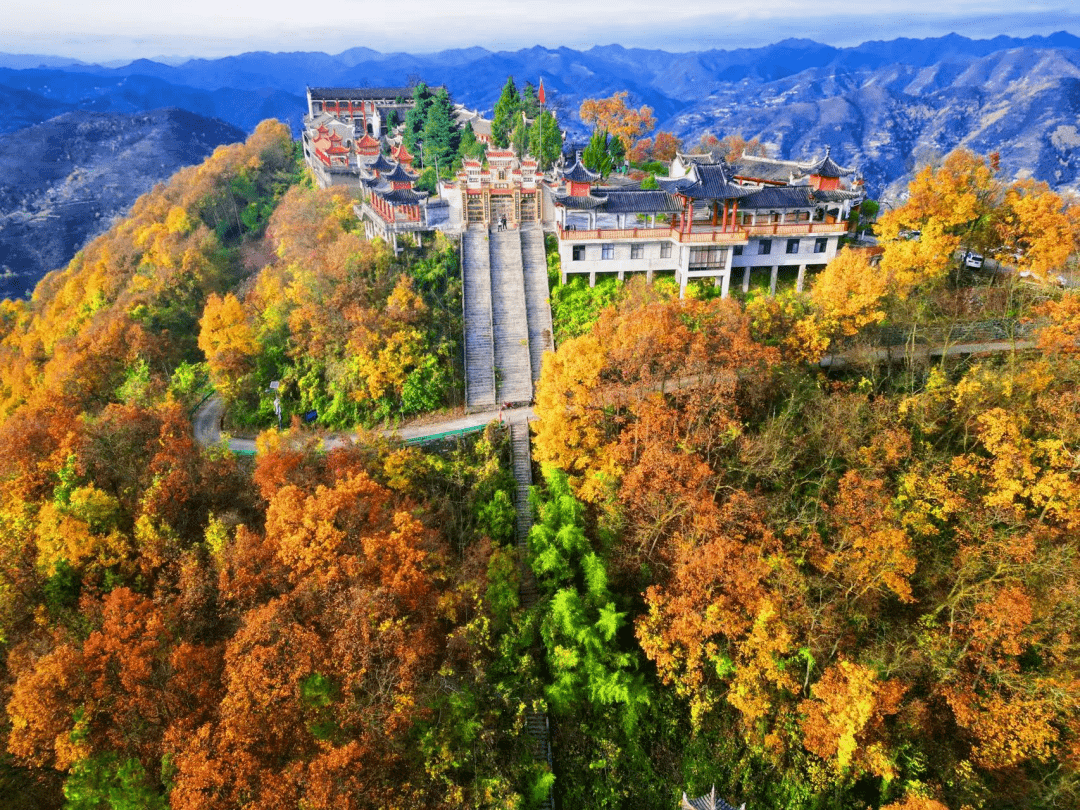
[520,227,556,383]
[489,230,533,404]
[462,228,496,411]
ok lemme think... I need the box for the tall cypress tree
[421,88,459,174]
[528,110,563,170]
[404,82,434,152]
[491,76,521,149]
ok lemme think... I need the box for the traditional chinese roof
[356,132,380,149]
[391,142,414,163]
[552,188,682,214]
[738,186,818,209]
[658,163,754,201]
[376,186,429,205]
[560,159,600,184]
[309,86,414,101]
[794,147,855,179]
[382,163,418,184]
[551,192,606,210]
[728,154,802,184]
[811,188,864,202]
[367,153,397,173]
[737,186,862,209]
[681,787,742,810]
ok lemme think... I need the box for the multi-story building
[550,149,863,297]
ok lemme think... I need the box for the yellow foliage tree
[579,91,657,151]
[198,292,259,401]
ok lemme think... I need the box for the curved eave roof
[552,193,606,210]
[795,152,855,179]
[378,187,429,205]
[367,153,396,173]
[560,159,600,183]
[383,163,418,183]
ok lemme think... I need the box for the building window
[786,238,800,254]
[572,245,585,261]
[631,243,644,259]
[759,239,772,255]
[814,237,828,253]
[602,243,614,260]
[660,242,672,258]
[733,245,743,256]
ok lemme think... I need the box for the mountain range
[0,108,243,299]
[1,32,1079,296]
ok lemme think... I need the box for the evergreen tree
[528,110,563,170]
[404,81,434,152]
[521,82,541,119]
[491,76,521,148]
[421,88,459,175]
[457,122,485,164]
[510,116,529,159]
[581,129,614,177]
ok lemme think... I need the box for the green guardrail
[402,423,489,445]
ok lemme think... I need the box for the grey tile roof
[382,163,418,183]
[309,86,415,101]
[366,153,396,173]
[377,187,429,205]
[738,186,817,209]
[728,155,801,184]
[596,190,682,214]
[560,159,600,183]
[658,163,755,201]
[794,148,855,178]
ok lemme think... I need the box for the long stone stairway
[489,230,534,404]
[462,228,496,411]
[510,420,553,810]
[520,225,555,385]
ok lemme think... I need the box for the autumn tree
[579,91,656,152]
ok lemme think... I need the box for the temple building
[550,148,863,298]
[301,86,425,189]
[457,149,543,228]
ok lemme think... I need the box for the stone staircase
[510,420,553,810]
[488,229,534,404]
[462,228,496,411]
[520,225,555,384]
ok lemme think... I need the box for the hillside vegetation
[0,122,1080,810]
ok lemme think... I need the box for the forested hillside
[0,119,1079,810]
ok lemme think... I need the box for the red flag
[538,78,546,105]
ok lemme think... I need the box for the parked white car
[964,251,984,269]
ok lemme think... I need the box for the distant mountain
[1,32,1079,200]
[0,108,244,299]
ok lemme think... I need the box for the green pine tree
[581,129,614,177]
[491,76,521,148]
[404,81,434,152]
[528,110,563,170]
[421,87,460,175]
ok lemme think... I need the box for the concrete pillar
[678,245,690,299]
[647,268,654,283]
[720,268,731,298]
[618,270,625,281]
[769,266,778,296]
[589,211,596,230]
[742,266,751,293]
[589,270,596,287]
[796,264,807,292]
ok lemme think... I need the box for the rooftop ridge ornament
[680,785,744,810]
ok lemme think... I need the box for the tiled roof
[552,193,606,210]
[794,147,855,178]
[738,186,817,209]
[377,186,429,205]
[728,154,800,184]
[382,163,418,183]
[560,159,600,183]
[812,188,863,202]
[309,86,414,101]
[658,163,754,201]
[681,787,741,810]
[366,153,396,173]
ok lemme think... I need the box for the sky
[2,0,1079,62]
